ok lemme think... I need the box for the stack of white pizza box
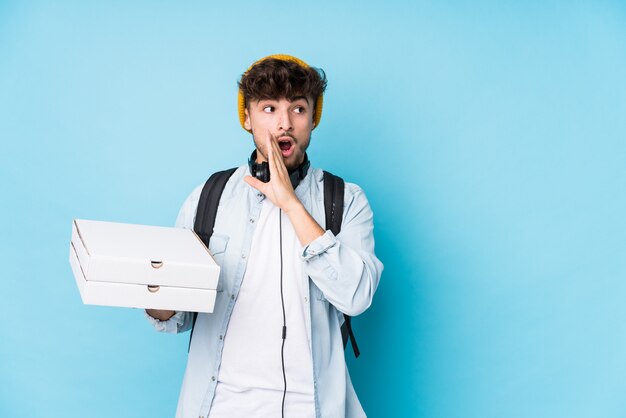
[69,219,220,313]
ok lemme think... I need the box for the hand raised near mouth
[244,130,325,245]
[244,130,301,213]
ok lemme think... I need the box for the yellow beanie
[237,54,324,132]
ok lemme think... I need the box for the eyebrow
[291,96,310,104]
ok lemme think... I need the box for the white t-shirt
[209,199,315,418]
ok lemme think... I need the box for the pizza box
[69,219,220,313]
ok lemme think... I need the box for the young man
[146,54,383,418]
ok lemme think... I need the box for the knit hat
[237,54,324,132]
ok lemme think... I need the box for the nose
[277,108,292,132]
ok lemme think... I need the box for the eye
[263,106,275,113]
[294,106,306,114]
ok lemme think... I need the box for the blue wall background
[1,1,625,417]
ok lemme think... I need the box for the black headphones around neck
[248,150,310,189]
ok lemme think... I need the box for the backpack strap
[323,171,344,236]
[323,171,360,358]
[188,167,237,351]
[194,168,238,247]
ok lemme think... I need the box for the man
[146,54,383,418]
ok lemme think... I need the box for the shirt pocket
[208,233,229,292]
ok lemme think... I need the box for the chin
[285,157,302,171]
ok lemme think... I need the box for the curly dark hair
[238,58,327,107]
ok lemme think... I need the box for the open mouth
[277,137,295,157]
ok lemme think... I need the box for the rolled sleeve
[302,184,383,316]
[144,310,188,334]
[301,230,338,260]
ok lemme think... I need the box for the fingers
[265,130,288,180]
[266,130,279,170]
[257,131,299,209]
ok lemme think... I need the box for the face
[244,96,316,171]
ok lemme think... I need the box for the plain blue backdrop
[1,1,626,417]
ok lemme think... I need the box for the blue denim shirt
[147,165,383,418]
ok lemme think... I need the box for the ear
[244,108,251,131]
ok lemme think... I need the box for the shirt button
[304,297,308,302]
[249,218,255,223]
[231,294,235,300]
[241,254,246,259]
[219,335,223,340]
[211,376,216,381]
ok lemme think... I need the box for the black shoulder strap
[194,168,238,247]
[323,171,360,358]
[188,168,237,351]
[323,171,344,236]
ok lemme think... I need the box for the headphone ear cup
[258,162,270,182]
[252,161,270,183]
[249,151,270,183]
